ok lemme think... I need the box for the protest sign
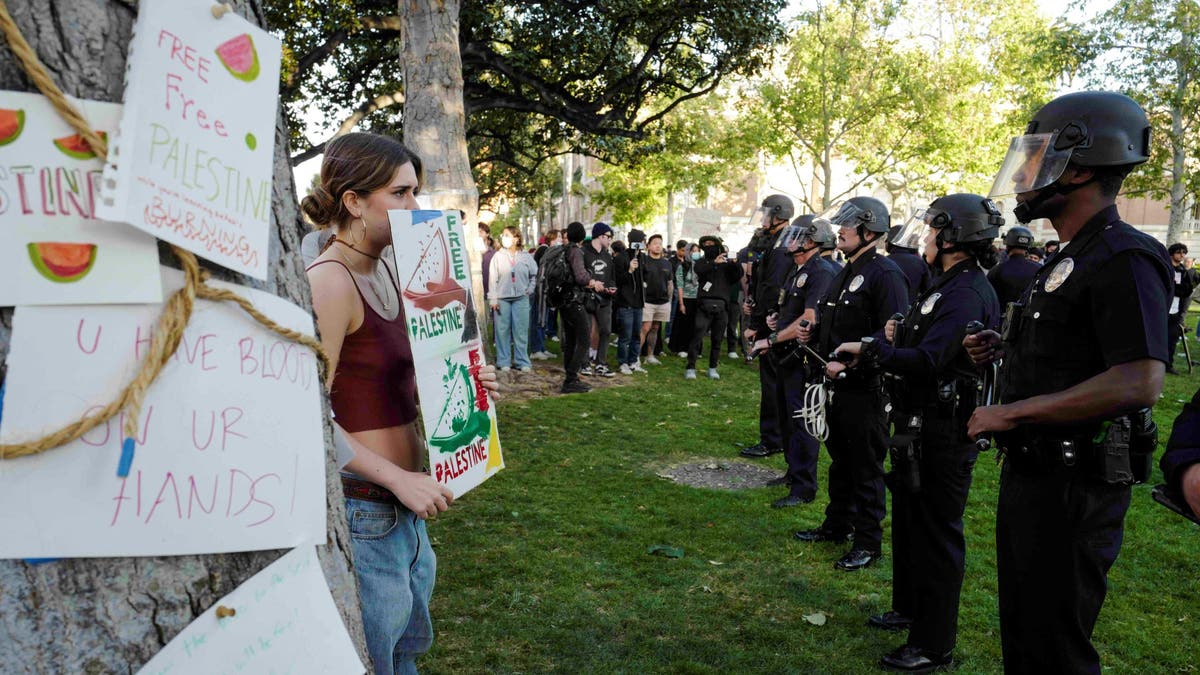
[679,207,724,242]
[0,90,161,306]
[0,268,325,558]
[98,0,282,279]
[389,210,503,497]
[137,546,364,675]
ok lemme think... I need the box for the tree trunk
[666,190,675,244]
[0,1,367,671]
[399,0,485,324]
[1166,42,1190,246]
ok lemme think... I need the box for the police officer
[987,226,1040,308]
[965,91,1171,673]
[818,219,844,272]
[740,195,797,458]
[795,196,909,571]
[1161,385,1200,520]
[750,216,838,507]
[830,194,1002,672]
[887,224,932,301]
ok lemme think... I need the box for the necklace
[331,242,392,312]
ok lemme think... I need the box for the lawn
[423,325,1200,674]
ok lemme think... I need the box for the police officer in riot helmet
[815,218,844,271]
[965,91,1171,673]
[795,196,909,571]
[887,224,932,300]
[829,194,1002,672]
[749,215,838,506]
[987,226,1040,309]
[740,194,798,458]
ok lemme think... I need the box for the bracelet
[768,332,778,346]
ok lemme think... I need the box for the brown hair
[502,226,523,249]
[300,133,423,229]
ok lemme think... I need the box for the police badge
[920,292,942,315]
[1044,258,1074,293]
[848,274,864,292]
[797,273,808,288]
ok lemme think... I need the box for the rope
[0,1,330,471]
[794,381,830,442]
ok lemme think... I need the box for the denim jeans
[616,306,644,366]
[494,294,532,368]
[528,292,547,354]
[346,497,436,675]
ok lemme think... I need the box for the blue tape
[0,381,6,429]
[117,437,135,478]
[24,558,62,565]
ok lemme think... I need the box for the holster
[887,421,922,493]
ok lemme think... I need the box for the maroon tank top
[307,259,419,431]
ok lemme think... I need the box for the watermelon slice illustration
[53,132,106,160]
[27,242,98,283]
[215,33,260,82]
[0,108,25,146]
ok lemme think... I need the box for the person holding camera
[583,222,618,377]
[686,235,742,379]
[614,229,648,374]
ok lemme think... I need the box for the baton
[796,320,845,380]
[966,320,999,451]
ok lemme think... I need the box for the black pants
[890,427,978,653]
[724,299,740,353]
[757,340,783,449]
[668,298,697,354]
[996,463,1130,674]
[822,385,888,551]
[1168,312,1184,366]
[591,300,612,366]
[560,301,590,383]
[687,299,727,369]
[778,357,818,497]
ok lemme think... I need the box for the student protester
[560,222,605,392]
[640,234,675,365]
[670,243,701,358]
[687,235,742,379]
[584,222,617,377]
[614,229,648,374]
[303,132,499,675]
[1167,243,1195,374]
[529,229,558,360]
[489,226,538,372]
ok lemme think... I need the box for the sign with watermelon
[389,210,503,498]
[0,89,162,306]
[96,0,282,280]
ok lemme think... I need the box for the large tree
[1085,0,1200,244]
[0,0,366,670]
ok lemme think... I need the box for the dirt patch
[494,358,629,402]
[655,459,783,490]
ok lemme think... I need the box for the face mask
[691,251,702,261]
[501,236,514,247]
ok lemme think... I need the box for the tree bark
[0,1,367,671]
[399,0,485,324]
[1166,34,1191,246]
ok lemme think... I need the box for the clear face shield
[892,208,934,251]
[748,207,771,231]
[821,202,870,229]
[775,224,813,254]
[988,132,1074,199]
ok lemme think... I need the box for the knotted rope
[0,0,330,471]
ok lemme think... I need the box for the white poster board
[679,207,724,242]
[388,210,503,498]
[137,546,364,675]
[0,268,325,558]
[98,0,282,279]
[0,90,161,306]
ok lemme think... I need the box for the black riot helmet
[778,214,819,254]
[812,219,837,250]
[990,91,1151,223]
[892,194,1002,263]
[887,224,914,252]
[761,194,795,223]
[1002,226,1034,249]
[825,196,890,234]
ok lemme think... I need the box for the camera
[631,241,646,251]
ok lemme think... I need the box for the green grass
[423,327,1200,674]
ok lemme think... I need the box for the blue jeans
[346,497,436,675]
[616,306,644,366]
[529,293,547,354]
[494,295,532,368]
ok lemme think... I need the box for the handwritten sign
[0,90,161,306]
[0,268,325,558]
[389,210,503,497]
[137,546,364,675]
[680,207,725,242]
[97,0,282,279]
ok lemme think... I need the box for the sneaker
[518,366,532,373]
[500,366,512,372]
[531,351,550,360]
[708,368,721,380]
[580,365,594,376]
[728,351,739,359]
[678,351,688,359]
[561,380,591,394]
[619,364,633,375]
[632,363,648,373]
[595,364,616,378]
[685,369,697,380]
[646,355,661,365]
[550,335,560,342]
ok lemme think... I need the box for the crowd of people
[297,90,1200,675]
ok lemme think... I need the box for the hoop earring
[352,217,367,245]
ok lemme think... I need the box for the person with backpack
[539,221,601,393]
[687,235,742,380]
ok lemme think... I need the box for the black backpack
[537,245,575,309]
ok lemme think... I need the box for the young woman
[301,132,497,675]
[488,226,538,372]
[668,242,700,356]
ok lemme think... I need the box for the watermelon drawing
[27,242,98,283]
[215,33,260,82]
[0,108,25,146]
[53,132,106,160]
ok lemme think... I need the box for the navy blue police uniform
[874,259,999,655]
[986,254,1040,309]
[771,255,836,499]
[994,205,1171,674]
[1161,385,1200,511]
[889,247,932,302]
[750,233,796,450]
[813,249,909,553]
